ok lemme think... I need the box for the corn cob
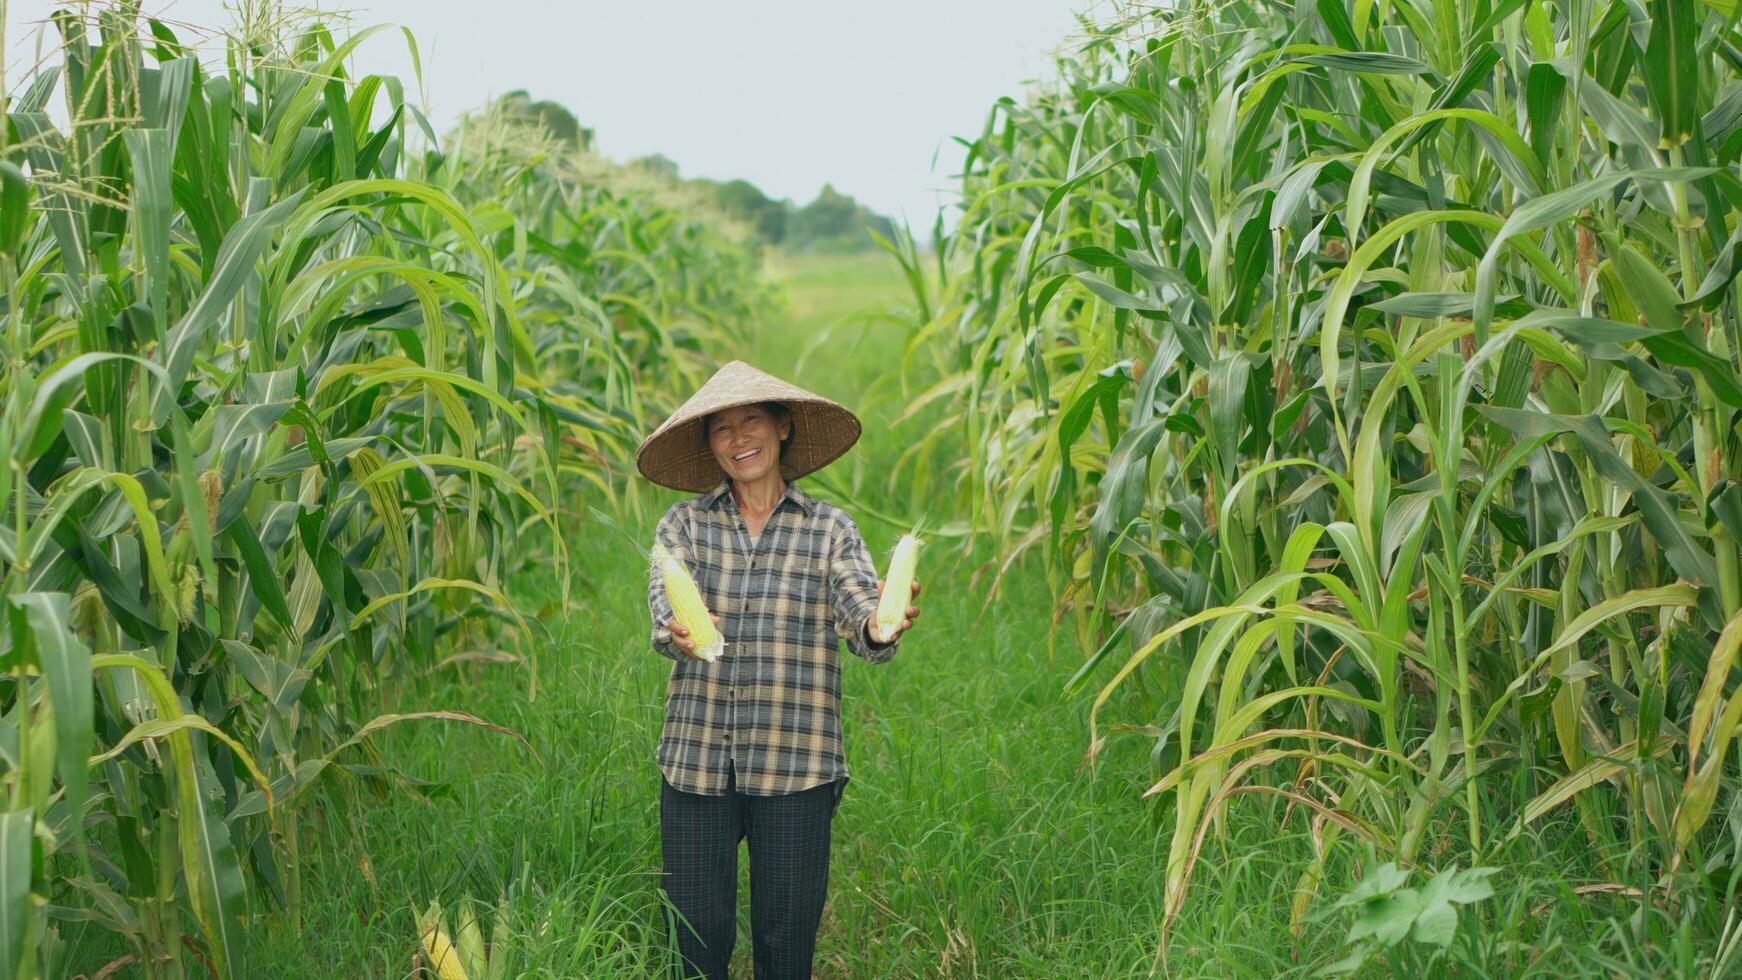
[454,895,488,979]
[652,542,724,662]
[417,901,469,980]
[874,533,921,643]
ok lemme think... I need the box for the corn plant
[431,94,770,524]
[0,4,758,976]
[894,0,1742,950]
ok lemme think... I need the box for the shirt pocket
[766,554,817,631]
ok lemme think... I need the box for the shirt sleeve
[829,514,901,665]
[648,505,686,662]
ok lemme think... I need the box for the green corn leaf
[224,641,311,715]
[1544,584,1702,658]
[1297,52,1433,75]
[93,654,246,976]
[9,112,87,280]
[1088,420,1167,579]
[1524,61,1567,161]
[1687,609,1742,767]
[0,810,31,980]
[1515,738,1675,831]
[0,162,31,256]
[10,594,92,840]
[1478,410,1716,585]
[125,128,173,337]
[91,716,271,799]
[1608,247,1742,406]
[1644,0,1701,146]
[153,192,306,421]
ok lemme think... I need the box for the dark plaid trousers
[660,765,846,980]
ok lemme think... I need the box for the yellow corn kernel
[653,542,724,662]
[874,533,921,643]
[417,902,469,980]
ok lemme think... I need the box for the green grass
[204,253,1719,979]
[751,249,928,517]
[760,250,913,344]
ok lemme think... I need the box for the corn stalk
[894,0,1742,943]
[0,4,760,976]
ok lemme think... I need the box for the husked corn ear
[652,542,724,662]
[874,533,921,643]
[417,902,469,980]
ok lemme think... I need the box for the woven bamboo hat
[635,360,862,493]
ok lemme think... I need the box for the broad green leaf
[226,520,295,636]
[1687,608,1742,767]
[1296,52,1433,74]
[1515,739,1675,830]
[1644,0,1701,145]
[0,810,31,979]
[1087,420,1167,577]
[0,162,31,256]
[153,192,306,421]
[1478,409,1716,585]
[1610,246,1742,406]
[92,654,245,976]
[11,594,92,835]
[1524,61,1567,161]
[125,128,173,335]
[1543,584,1701,657]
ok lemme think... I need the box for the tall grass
[889,0,1742,961]
[0,3,760,976]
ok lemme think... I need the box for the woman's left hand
[872,579,922,643]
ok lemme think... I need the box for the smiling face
[705,402,791,486]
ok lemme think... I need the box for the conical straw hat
[635,360,862,493]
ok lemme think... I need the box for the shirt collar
[701,479,818,515]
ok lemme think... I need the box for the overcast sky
[5,0,1096,230]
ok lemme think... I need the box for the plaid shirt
[647,480,901,796]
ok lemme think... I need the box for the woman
[636,360,921,979]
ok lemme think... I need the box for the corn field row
[0,4,761,976]
[885,0,1742,948]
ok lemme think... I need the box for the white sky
[4,0,1097,231]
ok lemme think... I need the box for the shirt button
[722,733,732,743]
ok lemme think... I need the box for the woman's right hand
[665,614,723,660]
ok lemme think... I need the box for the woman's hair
[703,401,794,460]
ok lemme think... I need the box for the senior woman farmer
[636,360,920,980]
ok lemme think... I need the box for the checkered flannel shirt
[647,480,901,796]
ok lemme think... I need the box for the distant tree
[470,95,891,252]
[786,184,893,253]
[791,183,857,241]
[498,90,593,150]
[631,153,682,180]
[711,179,788,245]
